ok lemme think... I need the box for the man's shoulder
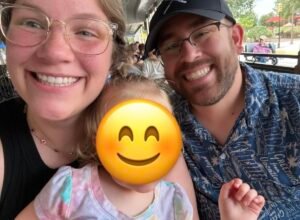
[244,64,300,91]
[262,71,300,90]
[170,92,188,111]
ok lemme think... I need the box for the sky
[254,0,276,18]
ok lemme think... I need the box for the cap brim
[145,9,225,54]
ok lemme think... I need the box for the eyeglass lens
[0,5,114,55]
[159,23,220,56]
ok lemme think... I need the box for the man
[253,36,272,63]
[145,0,300,219]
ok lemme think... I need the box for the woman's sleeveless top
[0,98,57,219]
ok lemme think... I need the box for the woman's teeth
[35,73,78,87]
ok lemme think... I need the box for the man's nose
[179,39,202,62]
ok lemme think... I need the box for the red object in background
[266,16,285,23]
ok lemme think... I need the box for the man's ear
[231,24,244,54]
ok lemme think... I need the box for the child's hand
[218,178,265,220]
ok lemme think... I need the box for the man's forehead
[159,14,213,39]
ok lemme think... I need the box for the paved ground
[273,38,300,55]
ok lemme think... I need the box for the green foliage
[281,25,300,37]
[246,26,273,41]
[275,0,300,20]
[227,0,257,29]
[227,0,255,18]
[238,12,257,29]
[259,12,276,26]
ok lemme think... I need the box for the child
[17,75,265,220]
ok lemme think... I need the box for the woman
[0,0,126,218]
[0,0,198,219]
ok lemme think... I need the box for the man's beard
[178,54,239,107]
[202,56,239,106]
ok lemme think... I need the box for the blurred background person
[142,49,164,80]
[253,36,272,63]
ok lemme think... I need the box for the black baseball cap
[145,0,236,54]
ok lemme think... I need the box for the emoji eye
[144,126,159,141]
[119,126,133,141]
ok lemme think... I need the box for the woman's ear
[231,24,244,54]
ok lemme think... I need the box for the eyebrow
[15,2,42,10]
[15,2,109,21]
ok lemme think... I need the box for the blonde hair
[78,74,172,166]
[0,0,126,74]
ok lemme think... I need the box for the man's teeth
[186,67,210,81]
[36,73,78,86]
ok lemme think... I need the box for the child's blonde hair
[78,74,172,166]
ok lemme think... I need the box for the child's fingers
[232,178,243,189]
[254,195,266,207]
[219,180,234,200]
[248,195,266,215]
[219,178,242,200]
[234,182,251,201]
[240,189,258,206]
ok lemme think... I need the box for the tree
[259,12,276,26]
[246,26,273,41]
[227,0,255,18]
[274,0,300,43]
[227,0,257,30]
[275,0,300,20]
[238,12,257,30]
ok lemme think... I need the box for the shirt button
[220,154,226,160]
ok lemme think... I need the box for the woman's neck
[26,106,82,165]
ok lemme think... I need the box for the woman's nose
[35,25,75,63]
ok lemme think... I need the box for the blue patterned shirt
[172,63,300,220]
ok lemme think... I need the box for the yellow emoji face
[96,99,182,184]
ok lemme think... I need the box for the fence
[241,50,300,74]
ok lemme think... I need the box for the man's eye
[192,31,208,40]
[164,42,180,51]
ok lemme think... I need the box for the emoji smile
[117,153,160,166]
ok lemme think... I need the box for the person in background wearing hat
[145,0,300,219]
[252,36,272,63]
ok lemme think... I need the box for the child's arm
[15,202,39,220]
[16,166,74,220]
[218,178,265,220]
[164,154,199,220]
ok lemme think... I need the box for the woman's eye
[77,30,94,37]
[21,19,44,29]
[74,29,106,40]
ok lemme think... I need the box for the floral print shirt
[172,63,300,220]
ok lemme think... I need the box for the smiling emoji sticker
[96,99,182,185]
